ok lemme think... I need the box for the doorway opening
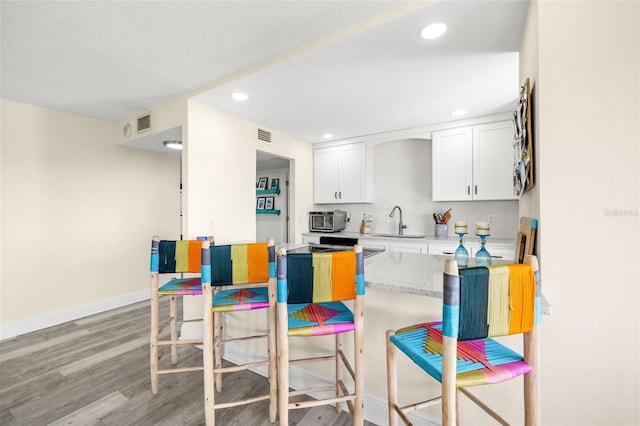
[256,151,291,244]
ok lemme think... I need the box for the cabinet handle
[467,185,471,195]
[334,191,338,199]
[339,191,342,199]
[475,185,478,195]
[443,251,454,255]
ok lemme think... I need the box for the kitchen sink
[370,233,426,239]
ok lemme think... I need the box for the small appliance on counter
[309,210,347,233]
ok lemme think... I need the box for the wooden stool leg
[442,335,457,426]
[150,291,159,394]
[170,295,178,364]
[213,310,223,392]
[277,304,289,426]
[267,307,277,423]
[335,333,344,413]
[353,296,365,426]
[203,286,215,426]
[386,330,398,426]
[524,326,540,426]
[456,389,461,426]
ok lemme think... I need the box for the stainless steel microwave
[309,210,347,233]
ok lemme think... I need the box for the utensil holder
[435,224,448,238]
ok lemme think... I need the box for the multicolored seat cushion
[286,301,355,336]
[158,277,202,295]
[390,321,531,388]
[212,286,270,312]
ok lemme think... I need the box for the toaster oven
[309,210,347,233]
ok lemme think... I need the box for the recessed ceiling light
[163,140,183,150]
[231,92,248,101]
[451,109,467,116]
[419,23,447,40]
[322,133,334,139]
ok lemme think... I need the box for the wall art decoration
[513,77,535,196]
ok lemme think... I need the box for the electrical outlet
[488,215,495,225]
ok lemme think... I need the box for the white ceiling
[1,0,528,148]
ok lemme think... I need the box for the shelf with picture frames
[256,189,280,195]
[256,176,281,215]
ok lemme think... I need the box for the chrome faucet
[388,205,407,235]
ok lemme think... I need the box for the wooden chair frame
[150,235,213,394]
[201,239,277,426]
[276,246,365,426]
[386,255,540,426]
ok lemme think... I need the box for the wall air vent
[258,128,272,143]
[137,113,151,133]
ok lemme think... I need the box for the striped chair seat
[276,247,366,424]
[286,301,355,336]
[386,257,541,425]
[390,321,531,388]
[158,277,202,295]
[212,286,270,312]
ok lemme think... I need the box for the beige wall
[526,1,639,424]
[0,100,180,335]
[181,99,315,320]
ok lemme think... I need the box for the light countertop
[302,231,516,250]
[363,250,551,315]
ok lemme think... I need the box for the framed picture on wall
[271,178,280,190]
[256,197,266,210]
[265,197,274,210]
[513,77,535,196]
[257,177,268,190]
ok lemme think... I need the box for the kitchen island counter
[364,250,551,315]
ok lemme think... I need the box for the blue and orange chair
[149,235,213,394]
[200,239,277,425]
[276,245,366,426]
[386,255,541,425]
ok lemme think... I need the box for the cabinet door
[427,242,459,256]
[313,147,340,203]
[337,143,367,203]
[472,121,517,200]
[483,245,515,262]
[432,127,473,201]
[302,235,320,245]
[314,143,372,204]
[390,243,428,254]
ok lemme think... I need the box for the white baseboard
[181,322,438,426]
[0,289,150,341]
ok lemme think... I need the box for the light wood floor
[0,299,375,425]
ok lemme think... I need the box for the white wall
[181,99,315,322]
[0,100,180,338]
[320,138,519,239]
[522,1,640,424]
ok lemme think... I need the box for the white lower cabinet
[301,235,320,245]
[484,245,515,262]
[427,242,462,256]
[390,242,428,254]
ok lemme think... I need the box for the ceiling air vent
[258,128,272,143]
[137,113,151,133]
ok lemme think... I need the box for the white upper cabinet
[314,143,373,204]
[432,120,517,201]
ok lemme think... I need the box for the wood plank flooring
[0,299,375,425]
